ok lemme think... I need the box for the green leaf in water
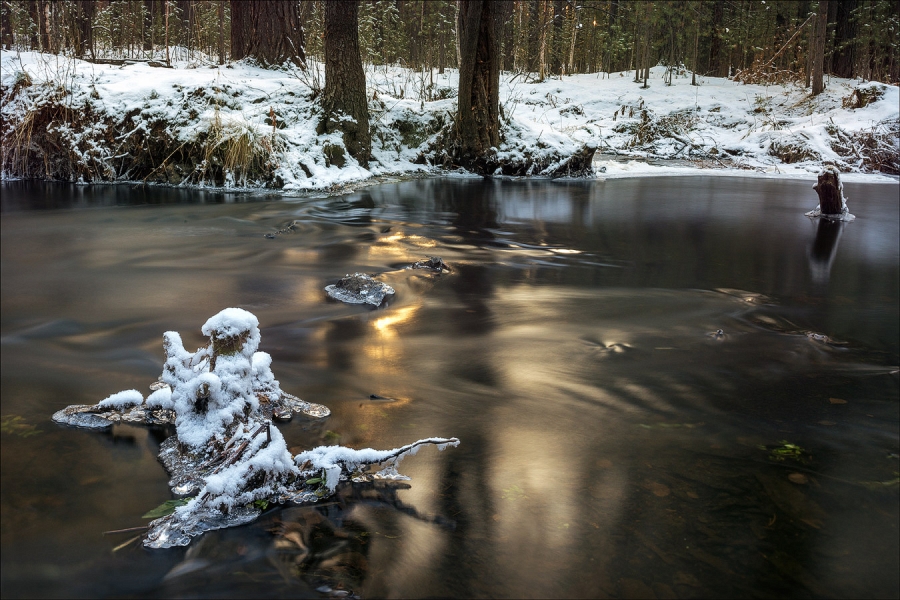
[305,477,322,485]
[762,441,807,462]
[142,497,193,519]
[1,415,42,438]
[252,499,269,510]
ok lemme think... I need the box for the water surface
[1,177,898,598]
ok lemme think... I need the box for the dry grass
[195,109,282,186]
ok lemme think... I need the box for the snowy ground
[1,50,897,190]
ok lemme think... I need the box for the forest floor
[1,49,898,191]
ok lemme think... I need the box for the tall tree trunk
[76,0,94,59]
[811,0,828,95]
[566,5,578,75]
[831,0,857,78]
[182,0,194,54]
[708,0,725,76]
[217,0,225,65]
[28,0,40,49]
[537,0,549,80]
[454,0,513,171]
[41,0,52,52]
[230,0,305,67]
[1,2,12,50]
[691,3,700,85]
[143,0,153,52]
[322,0,371,165]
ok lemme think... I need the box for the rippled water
[1,177,898,598]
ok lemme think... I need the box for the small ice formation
[805,165,856,222]
[51,308,458,549]
[408,256,451,273]
[325,272,395,306]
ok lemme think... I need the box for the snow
[2,51,896,189]
[295,437,461,492]
[201,307,260,349]
[96,388,143,409]
[145,386,173,409]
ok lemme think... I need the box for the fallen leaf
[686,490,699,499]
[596,458,613,469]
[818,420,836,426]
[788,473,809,485]
[829,398,847,404]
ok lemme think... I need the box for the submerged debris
[51,308,458,549]
[325,273,395,306]
[409,256,451,273]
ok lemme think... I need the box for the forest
[1,1,898,185]
[2,1,898,84]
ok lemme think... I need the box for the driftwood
[813,167,844,215]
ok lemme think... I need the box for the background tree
[322,0,371,165]
[0,1,895,85]
[230,0,304,67]
[812,0,829,94]
[453,0,513,171]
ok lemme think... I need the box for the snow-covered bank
[2,50,897,190]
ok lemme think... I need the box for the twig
[213,422,269,472]
[111,535,142,552]
[102,525,150,536]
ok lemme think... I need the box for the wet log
[813,167,843,215]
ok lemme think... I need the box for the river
[1,176,898,598]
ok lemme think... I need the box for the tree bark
[230,0,305,67]
[143,0,153,52]
[28,0,40,49]
[76,0,94,59]
[708,0,726,77]
[811,0,828,95]
[322,0,371,165]
[217,0,225,65]
[831,0,857,78]
[813,168,843,215]
[454,0,512,171]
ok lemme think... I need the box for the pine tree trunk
[322,0,371,165]
[143,0,153,52]
[454,0,512,171]
[217,0,225,65]
[537,0,549,80]
[0,1,12,50]
[230,0,305,67]
[76,0,94,59]
[811,0,828,95]
[28,1,40,49]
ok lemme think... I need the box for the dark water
[1,177,898,599]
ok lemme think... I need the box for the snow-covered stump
[51,308,459,549]
[806,165,855,222]
[813,167,844,216]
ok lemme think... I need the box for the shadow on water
[1,177,898,598]
[0,181,274,212]
[808,218,845,286]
